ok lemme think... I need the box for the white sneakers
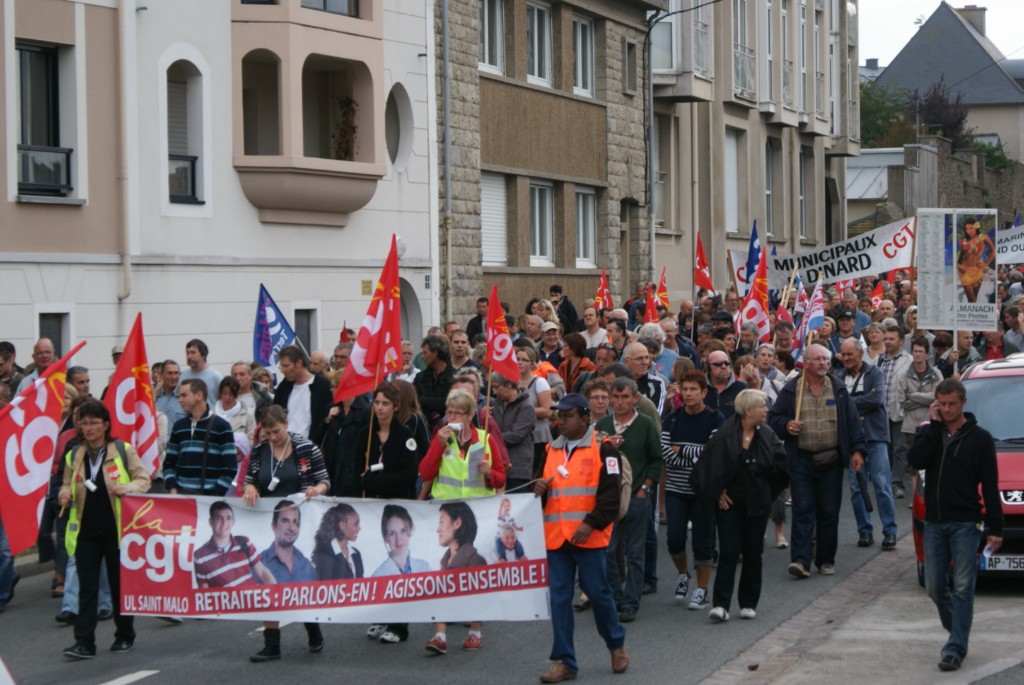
[688,587,709,611]
[709,607,729,622]
[739,608,757,620]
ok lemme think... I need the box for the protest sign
[119,493,550,623]
[916,209,999,332]
[767,218,916,289]
[996,222,1024,263]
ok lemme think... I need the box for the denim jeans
[548,544,626,674]
[0,518,18,607]
[665,492,715,565]
[605,495,649,612]
[61,553,113,615]
[923,521,982,660]
[712,507,770,611]
[848,440,898,536]
[789,453,845,570]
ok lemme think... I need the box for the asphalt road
[0,486,913,685]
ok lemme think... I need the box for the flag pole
[483,366,493,488]
[726,251,739,297]
[794,331,815,419]
[908,215,918,308]
[774,264,799,347]
[363,366,382,479]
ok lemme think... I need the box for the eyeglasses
[596,343,616,351]
[445,410,469,417]
[709,361,731,368]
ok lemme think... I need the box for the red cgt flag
[0,341,85,555]
[870,281,884,310]
[656,267,670,310]
[594,268,614,310]
[335,235,403,402]
[485,286,518,382]
[775,302,794,326]
[643,283,660,324]
[104,314,161,477]
[736,247,771,342]
[694,234,714,292]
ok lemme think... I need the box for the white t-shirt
[238,392,257,414]
[287,377,314,439]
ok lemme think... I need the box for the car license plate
[979,555,1024,571]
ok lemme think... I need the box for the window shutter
[167,80,188,155]
[481,173,507,265]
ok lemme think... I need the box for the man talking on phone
[907,378,1002,673]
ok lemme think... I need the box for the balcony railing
[782,59,794,106]
[733,44,756,99]
[300,0,357,17]
[169,154,200,203]
[18,145,72,195]
[694,20,711,77]
[815,71,825,115]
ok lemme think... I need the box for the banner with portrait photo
[916,208,999,332]
[118,493,550,623]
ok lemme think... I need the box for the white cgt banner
[119,493,550,623]
[767,218,917,289]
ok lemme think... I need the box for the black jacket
[322,395,371,497]
[358,421,419,500]
[692,415,788,515]
[412,363,455,424]
[272,373,333,447]
[907,413,1003,535]
[767,373,867,469]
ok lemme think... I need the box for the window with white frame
[798,150,807,239]
[576,187,596,267]
[530,181,553,266]
[481,173,508,265]
[760,0,773,100]
[814,9,824,114]
[167,60,204,204]
[651,0,679,71]
[652,115,667,228]
[573,15,594,97]
[527,2,551,85]
[782,0,792,106]
[733,0,754,98]
[724,129,740,233]
[764,141,774,236]
[693,0,713,78]
[800,1,807,111]
[17,43,74,197]
[479,0,503,73]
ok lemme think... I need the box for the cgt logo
[121,498,198,583]
[882,222,915,259]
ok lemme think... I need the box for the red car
[912,353,1024,586]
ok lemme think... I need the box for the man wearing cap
[829,310,860,369]
[536,393,628,682]
[538,322,564,368]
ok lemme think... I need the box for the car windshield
[964,377,1024,441]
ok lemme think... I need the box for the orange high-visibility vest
[542,436,613,550]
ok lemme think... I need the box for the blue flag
[745,221,761,292]
[253,284,297,368]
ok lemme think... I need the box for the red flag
[736,248,770,341]
[334,236,402,402]
[643,283,660,324]
[485,286,518,382]
[656,267,670,309]
[0,341,84,555]
[104,314,160,477]
[775,302,794,326]
[870,281,884,310]
[594,268,614,310]
[694,234,714,292]
[339,322,349,343]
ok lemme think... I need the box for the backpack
[597,431,633,521]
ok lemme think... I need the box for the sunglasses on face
[710,361,731,368]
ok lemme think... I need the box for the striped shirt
[193,535,260,588]
[163,410,238,495]
[661,406,724,495]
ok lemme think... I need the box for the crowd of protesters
[1,266,1022,676]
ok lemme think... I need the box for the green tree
[859,80,910,148]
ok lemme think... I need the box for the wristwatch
[640,484,652,496]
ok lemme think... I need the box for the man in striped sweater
[164,379,237,496]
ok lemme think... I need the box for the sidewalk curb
[13,555,51,580]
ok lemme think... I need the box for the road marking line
[100,670,159,685]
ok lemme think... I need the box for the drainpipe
[442,0,453,322]
[116,0,134,302]
[646,12,658,280]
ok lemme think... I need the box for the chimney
[956,5,987,36]
[866,58,879,70]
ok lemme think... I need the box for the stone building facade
[435,0,663,324]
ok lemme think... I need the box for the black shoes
[617,608,636,623]
[938,654,962,671]
[55,611,77,625]
[63,643,96,660]
[110,639,135,654]
[857,532,874,547]
[881,534,897,551]
[97,609,113,621]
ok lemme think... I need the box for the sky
[858,0,1024,65]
